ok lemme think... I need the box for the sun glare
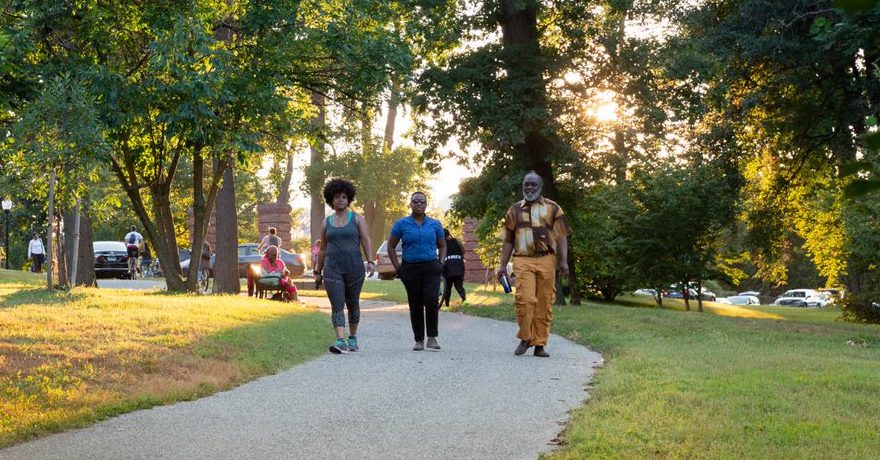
[584,90,620,123]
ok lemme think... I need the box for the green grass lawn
[447,288,880,459]
[0,269,328,447]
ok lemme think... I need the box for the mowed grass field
[441,287,880,459]
[0,270,328,447]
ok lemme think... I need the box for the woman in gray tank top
[313,178,374,354]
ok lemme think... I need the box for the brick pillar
[462,217,490,284]
[257,202,292,251]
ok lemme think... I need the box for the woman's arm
[356,214,374,272]
[387,234,402,272]
[314,220,328,277]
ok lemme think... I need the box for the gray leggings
[323,267,365,328]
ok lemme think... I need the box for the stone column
[257,202,293,251]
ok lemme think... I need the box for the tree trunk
[187,148,228,292]
[554,276,566,306]
[150,188,185,291]
[63,200,96,287]
[682,283,691,311]
[696,280,704,313]
[309,92,327,245]
[499,0,558,200]
[47,171,55,290]
[383,79,400,153]
[213,159,240,293]
[69,198,81,286]
[276,149,295,205]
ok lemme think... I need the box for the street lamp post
[2,199,11,270]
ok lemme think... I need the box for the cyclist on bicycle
[124,226,144,277]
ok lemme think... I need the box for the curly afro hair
[323,178,357,206]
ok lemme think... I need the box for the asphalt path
[1,296,601,460]
[96,279,166,290]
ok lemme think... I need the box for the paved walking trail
[1,296,601,460]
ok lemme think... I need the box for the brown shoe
[533,346,550,358]
[514,340,532,356]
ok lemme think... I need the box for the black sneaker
[514,340,532,356]
[426,337,441,350]
[329,338,349,354]
[533,346,550,358]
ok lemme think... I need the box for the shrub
[840,280,880,324]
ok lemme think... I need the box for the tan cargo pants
[512,254,556,347]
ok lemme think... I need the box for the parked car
[738,291,761,297]
[237,243,305,278]
[375,240,404,280]
[634,288,657,297]
[773,289,824,307]
[818,288,844,303]
[93,241,132,279]
[666,284,717,301]
[724,295,761,306]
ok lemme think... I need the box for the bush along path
[0,299,601,460]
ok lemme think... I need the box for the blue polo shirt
[390,216,444,263]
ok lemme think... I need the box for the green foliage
[840,279,880,323]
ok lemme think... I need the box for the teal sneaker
[329,338,349,354]
[348,336,359,352]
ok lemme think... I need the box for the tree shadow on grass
[0,286,90,309]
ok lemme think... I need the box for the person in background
[387,191,446,351]
[497,171,571,358]
[123,226,144,275]
[28,233,45,273]
[441,228,467,308]
[257,227,282,254]
[314,178,373,354]
[200,241,213,274]
[250,245,296,300]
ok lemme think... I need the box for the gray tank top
[324,211,364,273]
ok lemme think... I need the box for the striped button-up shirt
[503,197,571,257]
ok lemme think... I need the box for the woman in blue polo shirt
[387,192,447,351]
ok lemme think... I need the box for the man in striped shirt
[497,172,571,358]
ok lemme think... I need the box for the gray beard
[523,191,541,202]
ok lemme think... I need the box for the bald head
[522,172,543,202]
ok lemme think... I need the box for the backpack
[128,234,137,245]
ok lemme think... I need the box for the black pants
[31,254,45,273]
[442,275,466,306]
[399,260,442,341]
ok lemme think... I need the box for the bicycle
[128,255,141,280]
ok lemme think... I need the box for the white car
[773,289,824,307]
[724,295,761,306]
[634,288,657,296]
[738,291,761,297]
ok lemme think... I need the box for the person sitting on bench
[248,245,297,300]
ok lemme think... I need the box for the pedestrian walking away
[257,227,282,254]
[314,178,374,354]
[387,191,446,351]
[27,233,45,273]
[441,228,467,308]
[497,171,571,358]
